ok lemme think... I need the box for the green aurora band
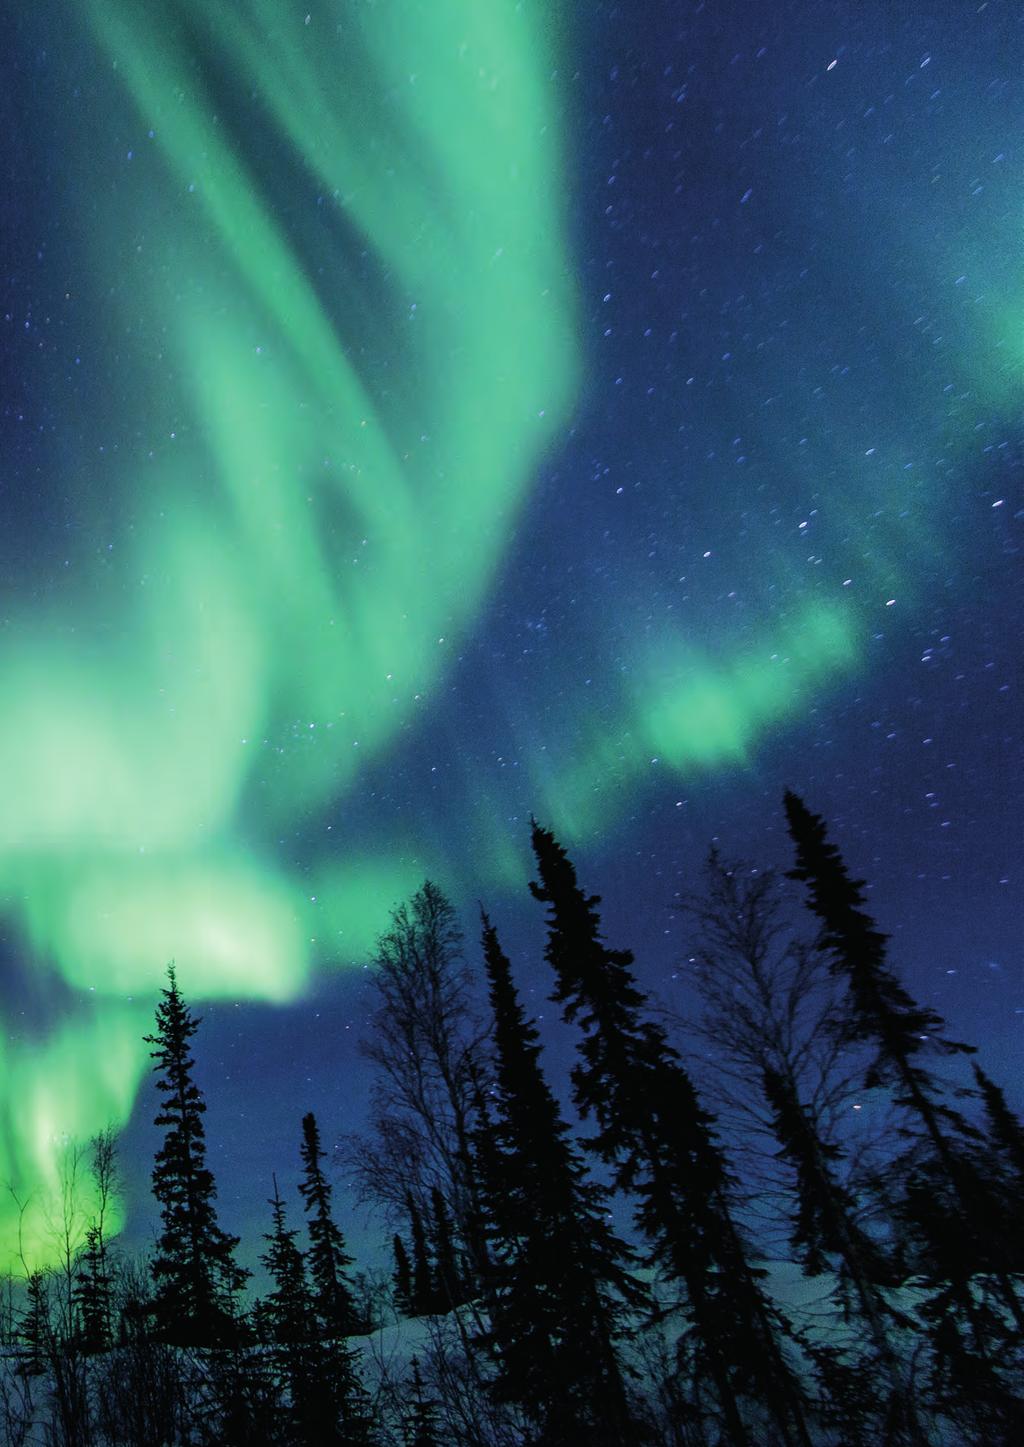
[0,1,862,1267]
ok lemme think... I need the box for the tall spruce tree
[19,1271,48,1377]
[75,1126,118,1355]
[261,1177,375,1446]
[472,915,643,1447]
[428,1185,465,1312]
[761,1065,926,1445]
[256,1175,311,1437]
[145,964,248,1346]
[405,1357,442,1447]
[299,1111,361,1335]
[405,1192,436,1316]
[529,822,812,1447]
[973,1063,1024,1205]
[261,1175,311,1351]
[783,791,1024,1432]
[75,1223,113,1355]
[392,1234,414,1316]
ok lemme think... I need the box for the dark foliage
[299,1111,363,1335]
[391,1233,413,1316]
[145,965,248,1346]
[406,1192,436,1317]
[471,914,643,1445]
[405,1357,442,1447]
[530,820,813,1447]
[260,1176,376,1445]
[784,791,1024,1432]
[74,1222,113,1354]
[8,804,1024,1446]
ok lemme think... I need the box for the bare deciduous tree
[673,853,884,1233]
[352,882,489,1291]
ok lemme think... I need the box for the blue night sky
[1,0,1021,1267]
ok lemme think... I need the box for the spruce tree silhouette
[145,964,248,1346]
[428,1184,465,1312]
[261,1176,310,1343]
[19,1272,48,1378]
[260,1174,313,1435]
[761,1065,927,1445]
[74,1223,113,1355]
[261,1176,374,1446]
[973,1063,1024,1206]
[391,1233,414,1316]
[405,1192,436,1316]
[783,791,1024,1434]
[472,913,643,1447]
[299,1111,362,1335]
[782,792,972,1077]
[406,1357,442,1447]
[529,821,812,1447]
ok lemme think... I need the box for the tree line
[1,793,1021,1445]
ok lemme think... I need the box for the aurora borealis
[2,0,1021,1269]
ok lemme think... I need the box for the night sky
[2,0,1021,1272]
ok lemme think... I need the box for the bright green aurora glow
[0,1,863,1268]
[0,0,578,1268]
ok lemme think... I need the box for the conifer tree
[19,1271,48,1377]
[406,1193,436,1317]
[783,794,1024,1285]
[782,793,974,1081]
[761,1066,882,1280]
[261,1178,375,1446]
[762,1065,926,1444]
[428,1185,465,1312]
[973,1063,1024,1199]
[473,914,642,1447]
[530,822,812,1447]
[299,1111,362,1335]
[261,1176,311,1353]
[145,964,248,1346]
[75,1223,113,1354]
[783,792,1024,1430]
[392,1234,413,1317]
[405,1357,441,1447]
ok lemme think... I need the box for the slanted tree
[299,1111,362,1335]
[472,914,643,1447]
[530,821,812,1447]
[762,1065,926,1445]
[392,1234,414,1317]
[679,853,921,1439]
[784,791,1024,1432]
[679,854,865,1198]
[973,1063,1024,1204]
[145,964,248,1346]
[261,1175,311,1347]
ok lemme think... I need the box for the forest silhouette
[2,796,1021,1445]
